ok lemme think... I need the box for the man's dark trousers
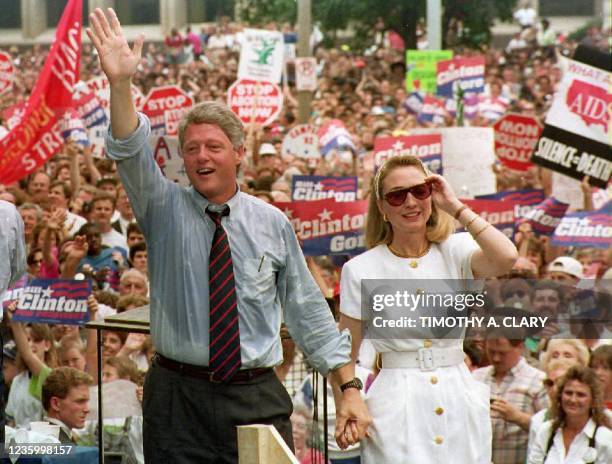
[143,358,294,463]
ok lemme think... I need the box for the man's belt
[154,353,272,383]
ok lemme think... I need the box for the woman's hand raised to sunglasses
[424,174,464,216]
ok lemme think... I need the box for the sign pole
[297,0,312,124]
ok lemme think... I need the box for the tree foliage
[238,0,517,50]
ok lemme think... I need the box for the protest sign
[148,135,190,186]
[0,51,15,95]
[416,95,445,125]
[0,0,82,184]
[403,91,424,114]
[72,81,107,128]
[295,57,317,91]
[238,28,284,84]
[494,113,542,171]
[60,110,89,147]
[227,79,283,127]
[552,202,612,249]
[478,95,509,122]
[405,50,453,94]
[11,279,92,325]
[373,134,442,175]
[88,125,107,158]
[521,197,570,236]
[291,176,358,202]
[86,76,144,117]
[317,120,355,156]
[2,102,26,130]
[141,85,193,136]
[531,58,611,188]
[436,56,486,98]
[274,199,368,255]
[412,127,496,197]
[281,124,319,160]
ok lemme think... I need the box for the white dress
[340,233,492,464]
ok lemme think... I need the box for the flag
[0,0,82,184]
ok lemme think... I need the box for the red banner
[0,0,82,184]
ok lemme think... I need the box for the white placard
[295,57,317,91]
[281,124,319,159]
[412,127,497,197]
[238,29,284,84]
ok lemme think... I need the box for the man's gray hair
[178,101,245,151]
[18,202,43,220]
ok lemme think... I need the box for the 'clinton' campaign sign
[10,279,92,325]
[274,199,367,255]
[291,176,357,202]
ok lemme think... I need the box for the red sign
[494,113,542,172]
[141,85,194,136]
[566,80,610,131]
[373,134,442,168]
[227,79,283,127]
[0,51,14,95]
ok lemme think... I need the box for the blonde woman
[338,155,518,463]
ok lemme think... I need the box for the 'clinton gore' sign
[275,199,368,255]
[373,134,442,174]
[10,279,92,325]
[436,56,485,98]
[531,58,611,188]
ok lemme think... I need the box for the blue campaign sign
[11,279,92,325]
[291,175,358,202]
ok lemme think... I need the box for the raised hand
[425,174,462,216]
[86,8,143,86]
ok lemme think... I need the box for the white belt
[381,348,465,372]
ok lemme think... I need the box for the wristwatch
[340,377,363,392]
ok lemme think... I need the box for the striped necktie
[206,205,241,381]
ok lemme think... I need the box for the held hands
[334,389,372,449]
[86,8,144,86]
[424,174,462,216]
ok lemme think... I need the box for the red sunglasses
[383,182,433,206]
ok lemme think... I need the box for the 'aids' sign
[494,113,542,171]
[141,85,194,136]
[227,79,283,127]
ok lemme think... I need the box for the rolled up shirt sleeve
[278,220,352,376]
[105,113,175,231]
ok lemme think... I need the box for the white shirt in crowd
[527,418,612,464]
[101,229,128,253]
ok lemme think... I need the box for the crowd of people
[0,4,610,464]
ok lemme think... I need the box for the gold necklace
[387,243,431,268]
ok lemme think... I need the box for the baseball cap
[548,257,583,279]
[258,143,277,157]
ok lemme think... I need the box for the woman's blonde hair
[539,339,590,371]
[365,155,454,248]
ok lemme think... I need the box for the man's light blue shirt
[106,114,351,374]
[0,200,27,320]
